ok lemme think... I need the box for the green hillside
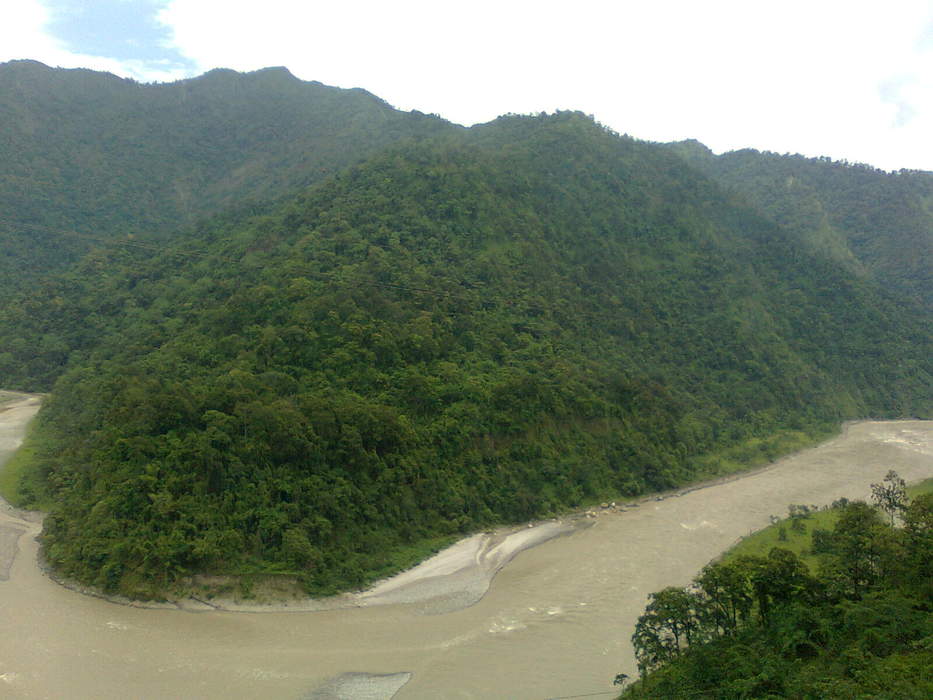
[666,140,933,309]
[622,492,933,699]
[7,111,928,598]
[0,59,452,243]
[0,59,453,389]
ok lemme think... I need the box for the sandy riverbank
[2,392,592,616]
[0,390,914,618]
[1,392,930,700]
[148,519,591,615]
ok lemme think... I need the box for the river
[1,392,930,699]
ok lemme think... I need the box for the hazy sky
[3,0,931,171]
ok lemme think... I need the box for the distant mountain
[8,109,927,599]
[0,59,452,287]
[665,140,933,309]
[1,63,929,599]
[0,60,453,388]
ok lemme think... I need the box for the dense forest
[0,63,930,598]
[0,59,452,369]
[666,140,933,310]
[621,480,932,698]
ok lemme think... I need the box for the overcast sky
[2,0,931,171]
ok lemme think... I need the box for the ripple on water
[679,520,717,531]
[487,616,527,634]
[303,671,412,700]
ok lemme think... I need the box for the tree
[632,586,706,673]
[901,492,933,597]
[695,561,753,634]
[623,494,933,698]
[736,549,815,625]
[870,470,907,526]
[820,502,889,598]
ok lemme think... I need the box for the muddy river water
[1,392,930,699]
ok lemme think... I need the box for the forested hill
[11,110,929,598]
[665,140,933,309]
[0,59,453,296]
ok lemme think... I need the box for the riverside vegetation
[0,61,930,599]
[621,474,933,698]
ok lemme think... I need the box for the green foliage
[906,477,933,498]
[872,469,908,525]
[623,489,933,698]
[724,505,841,572]
[667,140,933,309]
[0,413,53,510]
[0,76,929,599]
[0,60,454,390]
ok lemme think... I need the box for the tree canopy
[0,64,929,599]
[6,112,927,598]
[624,490,933,698]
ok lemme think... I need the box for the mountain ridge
[0,59,455,284]
[11,112,930,598]
[0,64,928,598]
[664,140,933,308]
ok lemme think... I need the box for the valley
[0,60,930,698]
[1,394,930,698]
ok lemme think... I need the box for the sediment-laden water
[1,393,930,699]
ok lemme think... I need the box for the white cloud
[0,0,189,82]
[153,0,932,170]
[0,0,60,61]
[2,0,930,169]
